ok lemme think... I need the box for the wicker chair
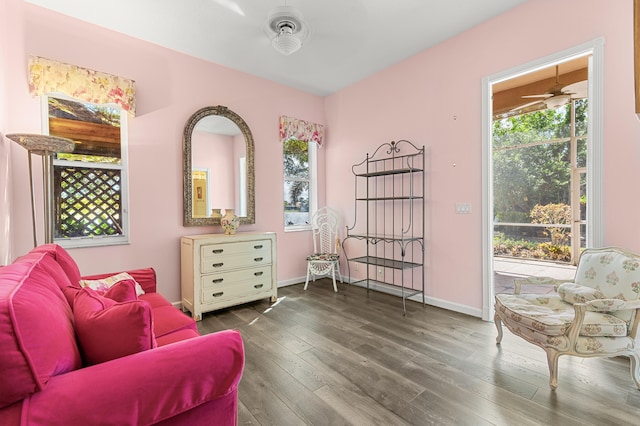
[304,207,343,292]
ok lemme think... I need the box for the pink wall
[325,0,640,312]
[4,0,640,315]
[192,130,234,209]
[2,1,325,301]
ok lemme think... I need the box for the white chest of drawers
[180,232,277,321]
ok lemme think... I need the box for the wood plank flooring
[197,279,640,426]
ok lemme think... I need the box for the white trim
[284,224,312,233]
[43,95,130,248]
[283,277,483,317]
[481,38,605,322]
[278,277,307,287]
[587,40,605,248]
[481,74,494,322]
[283,139,317,230]
[309,140,318,214]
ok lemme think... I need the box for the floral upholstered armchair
[494,247,640,390]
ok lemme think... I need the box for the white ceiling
[25,0,528,96]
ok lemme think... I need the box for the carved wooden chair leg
[304,264,311,290]
[494,313,503,344]
[331,266,338,292]
[546,350,560,390]
[629,351,640,390]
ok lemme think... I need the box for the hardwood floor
[197,279,640,425]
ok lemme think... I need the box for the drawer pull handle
[254,257,263,262]
[254,244,263,249]
[254,284,264,289]
[211,249,223,254]
[211,278,223,284]
[212,292,224,297]
[254,271,264,276]
[211,262,224,268]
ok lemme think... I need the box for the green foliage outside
[494,232,572,262]
[283,138,309,212]
[530,203,572,245]
[494,202,573,262]
[492,100,587,262]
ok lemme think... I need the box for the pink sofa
[0,244,244,425]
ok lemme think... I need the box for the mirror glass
[183,106,255,226]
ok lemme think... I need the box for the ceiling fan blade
[500,100,546,118]
[562,80,588,98]
[522,94,553,99]
[510,100,544,112]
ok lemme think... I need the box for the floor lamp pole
[6,134,74,247]
[42,152,55,244]
[26,151,37,247]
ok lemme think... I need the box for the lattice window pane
[54,166,122,238]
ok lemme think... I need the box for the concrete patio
[494,256,576,295]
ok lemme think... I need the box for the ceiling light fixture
[544,94,571,109]
[266,5,309,56]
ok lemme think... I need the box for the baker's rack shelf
[343,139,425,314]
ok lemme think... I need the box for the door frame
[481,38,604,321]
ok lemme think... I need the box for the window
[283,138,317,230]
[45,96,129,248]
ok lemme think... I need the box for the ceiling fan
[515,65,587,112]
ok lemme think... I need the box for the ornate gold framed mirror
[183,106,255,226]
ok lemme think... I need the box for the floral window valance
[279,116,324,147]
[28,56,136,116]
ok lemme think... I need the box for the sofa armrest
[514,276,566,294]
[24,330,244,426]
[81,267,157,293]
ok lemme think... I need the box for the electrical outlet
[354,263,359,271]
[378,267,383,276]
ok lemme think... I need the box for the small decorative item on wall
[220,209,240,235]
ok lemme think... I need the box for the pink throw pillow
[63,280,138,308]
[63,286,82,309]
[103,279,138,303]
[74,288,156,365]
[79,272,146,296]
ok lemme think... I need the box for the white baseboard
[279,277,482,319]
[422,295,482,318]
[278,276,307,287]
[346,280,481,318]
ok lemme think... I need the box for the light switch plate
[455,203,471,214]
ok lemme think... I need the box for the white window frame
[481,38,604,321]
[284,140,317,232]
[42,94,130,248]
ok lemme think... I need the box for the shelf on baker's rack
[344,139,425,315]
[355,167,423,178]
[346,233,423,244]
[350,255,422,270]
[350,279,423,299]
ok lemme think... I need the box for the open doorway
[481,39,604,321]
